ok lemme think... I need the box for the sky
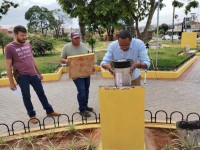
[0,0,200,29]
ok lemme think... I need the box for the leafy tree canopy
[0,31,12,55]
[159,23,169,35]
[57,0,165,42]
[25,6,70,37]
[172,0,184,8]
[25,5,54,36]
[0,0,18,19]
[50,9,71,38]
[185,0,199,15]
[57,0,88,42]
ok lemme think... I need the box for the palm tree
[171,0,184,43]
[185,0,199,15]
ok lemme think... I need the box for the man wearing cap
[60,32,93,118]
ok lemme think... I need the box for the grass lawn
[0,40,199,76]
[147,47,188,70]
[53,40,66,51]
[34,52,61,73]
[0,41,108,75]
[0,52,6,74]
[159,40,181,47]
[158,40,200,49]
[0,51,61,75]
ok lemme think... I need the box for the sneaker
[86,106,94,112]
[30,116,39,124]
[47,112,61,117]
[80,110,91,118]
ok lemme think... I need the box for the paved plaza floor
[0,57,200,134]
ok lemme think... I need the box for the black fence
[1,110,200,137]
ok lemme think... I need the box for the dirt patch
[145,128,176,150]
[0,127,176,150]
[0,128,101,150]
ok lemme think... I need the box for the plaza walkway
[0,57,200,134]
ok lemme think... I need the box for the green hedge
[29,36,54,55]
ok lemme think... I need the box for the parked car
[161,35,170,40]
[172,35,180,40]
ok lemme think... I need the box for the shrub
[87,37,96,53]
[29,36,54,56]
[57,37,71,42]
[0,32,13,54]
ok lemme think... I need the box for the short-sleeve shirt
[60,42,89,58]
[5,41,37,76]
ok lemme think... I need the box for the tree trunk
[142,0,157,42]
[2,41,5,55]
[106,27,114,41]
[55,28,59,38]
[41,22,44,36]
[79,17,86,43]
[97,29,103,41]
[106,28,110,41]
[134,17,140,39]
[79,23,86,43]
[110,27,114,41]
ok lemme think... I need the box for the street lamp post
[156,0,160,70]
[172,6,175,43]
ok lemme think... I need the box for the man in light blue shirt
[101,30,150,86]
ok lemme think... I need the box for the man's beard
[17,38,26,43]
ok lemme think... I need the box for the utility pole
[172,6,175,43]
[156,0,160,70]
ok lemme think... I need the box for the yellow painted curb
[0,78,11,86]
[0,66,100,86]
[95,65,101,71]
[145,122,176,129]
[101,67,113,78]
[42,67,62,81]
[196,52,200,56]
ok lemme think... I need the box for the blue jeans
[16,75,54,117]
[73,77,90,112]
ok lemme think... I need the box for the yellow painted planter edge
[101,56,198,79]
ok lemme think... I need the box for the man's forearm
[101,63,114,74]
[60,58,67,64]
[34,64,41,75]
[32,58,41,75]
[137,62,147,69]
[7,67,15,85]
[101,63,108,69]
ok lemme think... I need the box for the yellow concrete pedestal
[181,32,197,48]
[99,86,145,150]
